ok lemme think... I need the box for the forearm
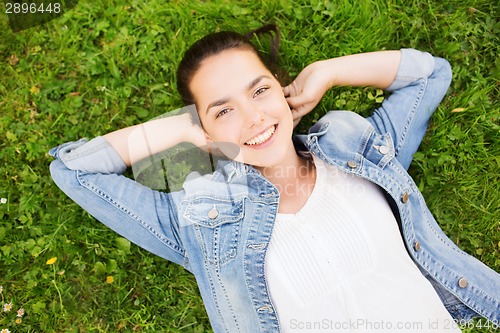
[321,50,402,90]
[104,113,196,167]
[49,112,204,174]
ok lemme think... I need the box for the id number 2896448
[5,2,61,14]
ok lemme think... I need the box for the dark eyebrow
[205,75,271,115]
[247,74,271,91]
[205,98,229,115]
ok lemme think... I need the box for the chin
[242,148,288,168]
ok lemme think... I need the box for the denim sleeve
[367,48,452,170]
[48,136,127,174]
[49,137,186,267]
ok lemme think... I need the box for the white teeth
[245,125,276,145]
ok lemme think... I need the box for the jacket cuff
[49,136,127,174]
[386,48,435,92]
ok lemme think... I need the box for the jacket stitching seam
[76,171,184,255]
[395,77,427,156]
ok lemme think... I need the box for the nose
[241,103,264,128]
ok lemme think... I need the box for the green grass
[0,0,499,332]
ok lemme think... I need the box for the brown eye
[216,108,230,118]
[253,86,269,98]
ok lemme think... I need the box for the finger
[282,85,291,97]
[292,117,302,129]
[286,95,306,110]
[292,104,312,119]
[283,82,300,97]
[285,96,296,109]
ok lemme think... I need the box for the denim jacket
[50,49,500,332]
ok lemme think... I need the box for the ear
[204,131,212,143]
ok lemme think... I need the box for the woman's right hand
[182,112,209,149]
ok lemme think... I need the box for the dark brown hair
[176,24,289,106]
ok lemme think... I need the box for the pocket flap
[183,197,244,228]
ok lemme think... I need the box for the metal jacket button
[378,145,390,155]
[414,241,421,251]
[458,277,468,288]
[347,161,357,169]
[401,192,409,203]
[208,207,219,219]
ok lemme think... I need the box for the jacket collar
[299,111,375,170]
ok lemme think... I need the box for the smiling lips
[244,124,277,146]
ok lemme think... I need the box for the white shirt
[265,155,462,332]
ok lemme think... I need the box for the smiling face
[189,49,295,168]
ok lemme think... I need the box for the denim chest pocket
[183,197,244,266]
[364,133,395,169]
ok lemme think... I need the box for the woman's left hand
[283,60,332,127]
[284,51,402,128]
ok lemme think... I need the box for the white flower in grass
[1,329,11,333]
[3,302,13,312]
[17,307,25,317]
[0,198,6,204]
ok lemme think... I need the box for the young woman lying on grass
[49,25,499,332]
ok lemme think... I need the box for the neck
[254,148,316,195]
